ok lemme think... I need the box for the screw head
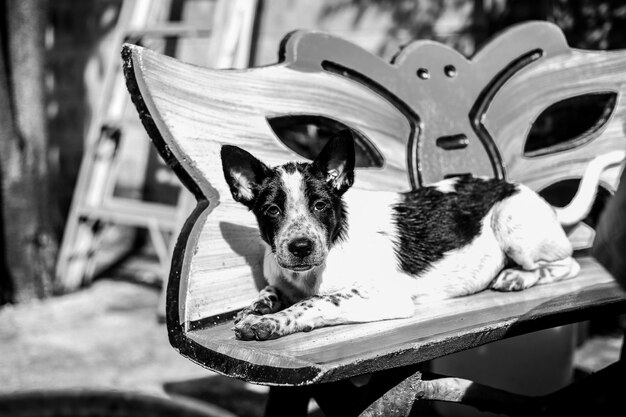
[444,65,457,78]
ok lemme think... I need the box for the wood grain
[126,43,414,323]
[487,49,626,192]
[121,21,626,386]
[183,257,625,385]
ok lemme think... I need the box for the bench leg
[266,351,626,417]
[355,367,423,417]
[264,366,422,417]
[311,365,423,417]
[264,386,311,417]
[619,324,626,362]
[306,366,539,416]
[265,350,626,417]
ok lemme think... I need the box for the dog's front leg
[234,285,286,325]
[234,288,415,341]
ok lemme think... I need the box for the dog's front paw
[234,307,257,324]
[234,302,273,324]
[233,315,283,341]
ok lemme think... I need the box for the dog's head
[221,130,355,272]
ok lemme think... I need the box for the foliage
[321,0,626,56]
[320,0,477,56]
[551,0,626,49]
[485,0,626,50]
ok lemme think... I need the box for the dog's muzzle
[277,236,326,272]
[287,237,314,258]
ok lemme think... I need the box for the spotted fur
[393,176,518,276]
[221,130,585,341]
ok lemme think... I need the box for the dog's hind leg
[491,257,580,291]
[490,184,579,292]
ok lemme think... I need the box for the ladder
[56,0,259,293]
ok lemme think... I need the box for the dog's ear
[221,145,271,208]
[314,129,355,195]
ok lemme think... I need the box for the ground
[0,276,622,417]
[0,279,272,417]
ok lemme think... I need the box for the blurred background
[0,0,624,416]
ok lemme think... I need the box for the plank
[176,257,626,385]
[486,47,626,192]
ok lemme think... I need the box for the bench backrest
[123,21,626,334]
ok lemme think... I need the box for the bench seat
[175,257,624,385]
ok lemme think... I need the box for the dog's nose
[288,238,313,258]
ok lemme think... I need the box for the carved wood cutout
[282,22,574,186]
[122,22,626,385]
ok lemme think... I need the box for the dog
[221,129,624,341]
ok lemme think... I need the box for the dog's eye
[265,205,281,217]
[313,201,327,211]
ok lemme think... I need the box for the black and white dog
[221,130,622,341]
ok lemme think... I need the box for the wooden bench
[122,21,626,415]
